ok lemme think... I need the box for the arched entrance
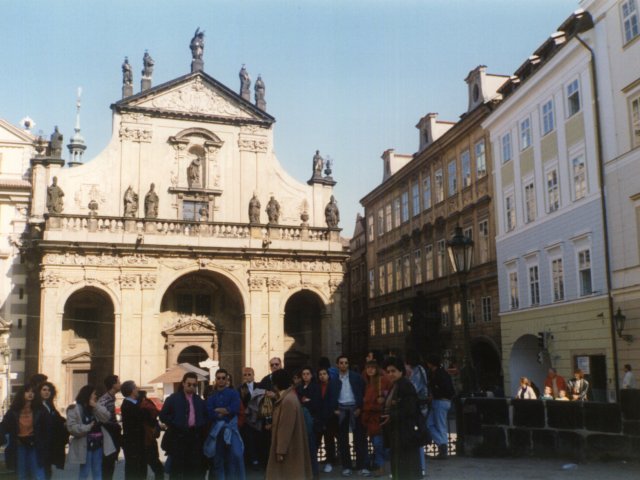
[283,290,325,372]
[509,334,550,396]
[62,288,115,403]
[471,339,503,394]
[177,346,209,369]
[160,272,244,377]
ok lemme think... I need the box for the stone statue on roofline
[239,65,251,101]
[190,28,205,60]
[142,51,154,77]
[325,195,340,228]
[248,193,261,224]
[123,186,138,217]
[49,126,63,158]
[122,57,133,85]
[312,150,323,177]
[144,183,159,218]
[46,176,64,214]
[266,196,280,225]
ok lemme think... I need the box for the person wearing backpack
[425,355,454,460]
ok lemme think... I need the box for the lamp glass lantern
[447,226,474,274]
[614,307,626,338]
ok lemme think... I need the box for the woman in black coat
[296,367,322,477]
[0,384,51,480]
[381,357,422,480]
[38,382,68,478]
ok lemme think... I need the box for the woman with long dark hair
[38,382,68,478]
[66,385,116,479]
[380,357,422,480]
[361,359,390,476]
[296,366,321,478]
[0,384,50,480]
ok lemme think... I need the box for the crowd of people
[0,351,455,480]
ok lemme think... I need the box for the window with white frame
[370,318,376,336]
[479,220,489,263]
[448,160,457,196]
[414,249,422,285]
[423,175,432,210]
[505,190,516,232]
[368,269,375,298]
[572,154,587,200]
[463,226,473,241]
[520,117,532,150]
[436,239,446,277]
[397,313,404,333]
[412,182,420,216]
[453,302,462,326]
[551,257,565,301]
[425,244,434,281]
[509,269,519,310]
[475,139,487,178]
[578,249,593,296]
[481,296,492,322]
[377,208,384,236]
[567,79,581,117]
[502,133,512,163]
[395,258,402,291]
[529,264,540,306]
[467,299,476,324]
[393,197,401,228]
[441,304,450,328]
[401,191,409,222]
[631,95,640,148]
[388,315,395,334]
[547,168,560,212]
[403,255,411,288]
[461,150,471,188]
[385,203,392,232]
[541,99,555,135]
[368,215,374,242]
[622,0,639,44]
[380,316,387,335]
[435,169,444,203]
[378,265,385,296]
[524,181,537,223]
[387,261,394,293]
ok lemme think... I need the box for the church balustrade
[44,213,332,241]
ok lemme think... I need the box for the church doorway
[160,272,244,378]
[61,288,115,404]
[283,290,325,372]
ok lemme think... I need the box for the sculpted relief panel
[44,253,154,266]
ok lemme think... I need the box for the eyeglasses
[243,373,253,376]
[216,376,227,381]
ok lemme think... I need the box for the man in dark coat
[98,374,122,480]
[159,372,207,479]
[120,381,147,479]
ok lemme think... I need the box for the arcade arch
[283,289,326,372]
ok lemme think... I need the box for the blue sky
[1,0,579,234]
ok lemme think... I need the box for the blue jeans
[369,435,387,469]
[79,446,103,480]
[210,433,245,480]
[17,443,45,480]
[427,399,450,446]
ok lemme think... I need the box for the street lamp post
[1,345,11,415]
[447,225,477,395]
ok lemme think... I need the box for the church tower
[67,87,87,167]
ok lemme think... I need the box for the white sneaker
[359,469,372,477]
[324,463,333,473]
[342,468,353,476]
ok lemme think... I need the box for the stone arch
[282,289,327,372]
[56,281,121,316]
[159,269,245,378]
[279,285,329,314]
[177,345,209,368]
[171,127,223,145]
[470,336,503,393]
[509,334,550,397]
[61,286,116,404]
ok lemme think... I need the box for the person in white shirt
[623,364,637,389]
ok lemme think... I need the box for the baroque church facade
[23,36,347,405]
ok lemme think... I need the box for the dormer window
[473,84,480,103]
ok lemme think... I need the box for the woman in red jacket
[361,360,390,476]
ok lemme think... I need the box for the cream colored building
[0,119,33,408]
[25,55,346,405]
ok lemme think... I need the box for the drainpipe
[575,33,620,400]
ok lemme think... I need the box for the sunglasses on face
[216,376,227,381]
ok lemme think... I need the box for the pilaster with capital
[38,287,64,402]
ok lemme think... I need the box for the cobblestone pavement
[44,455,640,480]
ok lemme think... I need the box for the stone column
[247,278,269,379]
[117,274,140,381]
[267,278,285,369]
[29,163,46,221]
[140,274,159,386]
[38,276,63,402]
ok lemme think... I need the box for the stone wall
[456,390,640,461]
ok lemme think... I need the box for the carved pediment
[115,72,274,124]
[162,314,219,337]
[62,351,92,364]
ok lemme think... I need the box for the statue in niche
[142,51,154,77]
[239,65,251,99]
[312,150,323,177]
[123,185,139,217]
[199,205,209,222]
[144,183,159,218]
[122,57,133,85]
[50,126,63,158]
[325,195,340,228]
[190,28,205,60]
[46,176,64,214]
[266,196,280,225]
[248,193,261,224]
[187,156,202,188]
